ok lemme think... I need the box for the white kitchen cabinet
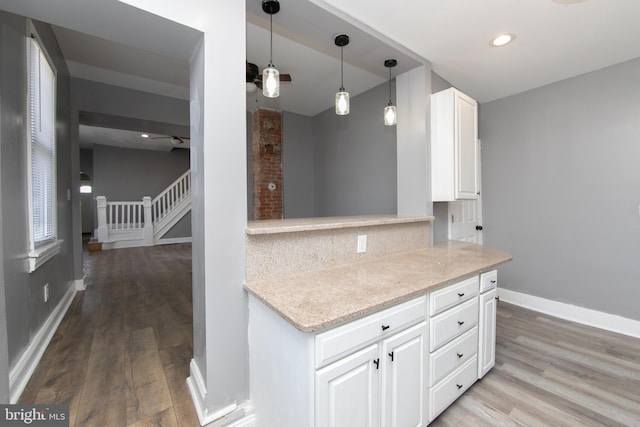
[316,344,380,427]
[478,271,498,378]
[381,322,428,427]
[249,272,500,426]
[427,275,479,422]
[431,87,478,201]
[316,321,428,427]
[248,295,427,427]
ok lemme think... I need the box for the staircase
[95,170,191,249]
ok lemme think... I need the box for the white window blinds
[28,36,57,245]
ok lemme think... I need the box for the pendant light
[262,0,280,98]
[384,59,397,126]
[334,34,350,115]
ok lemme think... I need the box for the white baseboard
[186,359,255,426]
[155,236,192,246]
[498,288,640,339]
[9,282,77,403]
[74,278,86,291]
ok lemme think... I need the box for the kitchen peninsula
[245,215,511,426]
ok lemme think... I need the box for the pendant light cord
[388,67,392,102]
[340,46,344,90]
[269,14,273,65]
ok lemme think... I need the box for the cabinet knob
[456,352,463,358]
[457,292,465,297]
[495,296,500,301]
[457,321,465,326]
[381,324,390,331]
[456,384,463,390]
[476,225,483,231]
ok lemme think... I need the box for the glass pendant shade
[384,104,397,126]
[335,90,350,115]
[263,66,280,98]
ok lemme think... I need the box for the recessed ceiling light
[490,33,515,47]
[141,133,149,138]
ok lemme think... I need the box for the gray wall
[480,57,640,321]
[0,12,75,373]
[80,148,94,233]
[283,112,315,218]
[248,81,398,219]
[313,82,397,217]
[92,145,191,237]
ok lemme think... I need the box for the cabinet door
[316,344,380,427]
[454,90,478,200]
[380,322,427,427]
[478,288,497,378]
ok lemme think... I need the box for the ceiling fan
[246,61,292,93]
[149,135,190,144]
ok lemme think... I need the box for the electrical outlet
[43,283,49,303]
[357,235,367,253]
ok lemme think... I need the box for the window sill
[28,239,63,273]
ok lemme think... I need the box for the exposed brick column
[252,108,283,220]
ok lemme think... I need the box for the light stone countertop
[246,215,434,235]
[245,240,512,333]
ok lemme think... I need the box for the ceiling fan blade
[255,73,292,83]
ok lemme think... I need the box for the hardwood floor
[19,244,199,427]
[19,243,640,426]
[432,302,640,426]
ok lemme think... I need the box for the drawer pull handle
[458,321,465,326]
[456,352,463,358]
[388,351,394,362]
[381,325,390,331]
[456,384,463,390]
[491,280,496,284]
[457,292,465,297]
[373,359,380,370]
[495,296,500,301]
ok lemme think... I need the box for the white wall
[480,57,640,321]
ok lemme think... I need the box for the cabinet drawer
[480,270,497,293]
[430,298,478,351]
[429,276,478,316]
[315,296,426,368]
[429,327,478,386]
[429,356,478,422]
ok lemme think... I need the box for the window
[27,27,62,272]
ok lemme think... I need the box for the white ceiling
[315,0,640,102]
[79,126,190,152]
[1,0,639,124]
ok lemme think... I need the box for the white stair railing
[95,170,191,248]
[152,169,191,224]
[106,201,145,230]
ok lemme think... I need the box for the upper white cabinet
[431,88,478,201]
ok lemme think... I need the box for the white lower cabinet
[316,345,380,427]
[249,272,499,426]
[316,321,428,427]
[380,322,428,427]
[429,356,478,420]
[478,278,498,378]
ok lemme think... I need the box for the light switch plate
[357,235,367,253]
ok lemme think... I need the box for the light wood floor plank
[433,301,640,426]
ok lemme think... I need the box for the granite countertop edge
[246,215,435,235]
[245,241,512,333]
